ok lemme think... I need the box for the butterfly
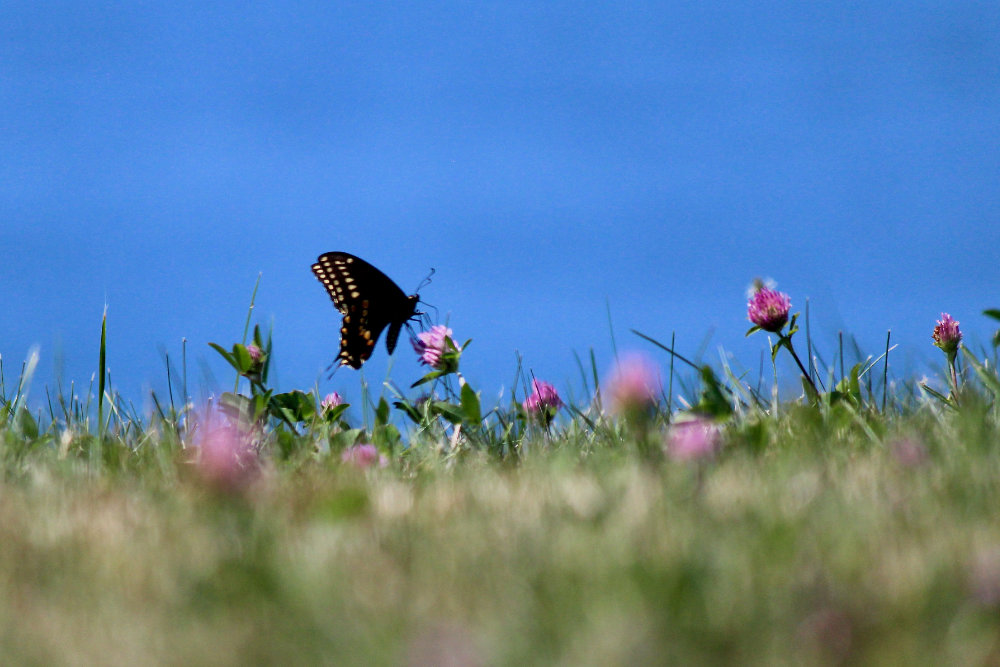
[311,252,420,369]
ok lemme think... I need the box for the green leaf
[834,362,863,405]
[208,343,239,371]
[375,397,390,427]
[919,382,953,406]
[232,344,253,373]
[322,403,350,423]
[17,408,38,440]
[983,309,1000,322]
[269,390,316,423]
[460,382,482,424]
[393,400,423,425]
[801,376,819,404]
[251,391,271,421]
[411,370,448,388]
[771,337,790,363]
[962,348,1000,401]
[219,391,250,416]
[374,423,400,450]
[745,325,761,337]
[431,401,465,425]
[274,429,299,460]
[329,428,364,452]
[692,366,733,418]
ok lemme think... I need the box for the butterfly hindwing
[311,252,419,369]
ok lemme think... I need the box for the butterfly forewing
[311,252,418,369]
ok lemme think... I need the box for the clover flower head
[932,313,962,355]
[747,285,791,333]
[320,392,343,412]
[341,443,388,468]
[666,417,720,461]
[607,353,661,415]
[523,379,563,415]
[412,325,454,369]
[197,424,258,493]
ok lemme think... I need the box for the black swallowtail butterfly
[311,252,420,369]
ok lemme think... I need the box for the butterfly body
[311,252,419,369]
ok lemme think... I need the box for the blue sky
[3,1,999,410]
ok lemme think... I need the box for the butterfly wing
[311,252,417,369]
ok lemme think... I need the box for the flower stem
[784,337,820,396]
[947,355,960,403]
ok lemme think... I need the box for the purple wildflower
[606,353,661,415]
[932,313,962,355]
[320,392,343,412]
[197,424,258,493]
[412,325,454,369]
[341,443,388,468]
[747,286,791,333]
[666,417,720,461]
[523,379,563,415]
[246,344,263,362]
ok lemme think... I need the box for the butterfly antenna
[415,267,435,294]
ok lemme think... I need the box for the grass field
[3,301,1000,665]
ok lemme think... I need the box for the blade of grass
[235,273,263,393]
[630,330,698,371]
[839,331,845,385]
[573,350,591,398]
[606,298,618,362]
[11,347,40,427]
[182,337,189,413]
[589,348,601,412]
[165,350,175,416]
[806,298,814,385]
[97,307,108,466]
[667,332,675,415]
[882,330,891,412]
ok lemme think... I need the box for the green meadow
[3,300,1000,666]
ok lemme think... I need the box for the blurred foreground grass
[3,408,1000,666]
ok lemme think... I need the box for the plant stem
[948,357,960,402]
[784,337,820,396]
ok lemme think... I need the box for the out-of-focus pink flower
[891,437,928,467]
[197,424,258,492]
[341,443,388,468]
[932,313,962,355]
[523,379,563,413]
[797,607,854,663]
[412,325,454,369]
[407,623,482,667]
[246,344,263,362]
[606,353,661,415]
[747,285,791,333]
[666,417,720,461]
[320,392,343,412]
[969,549,1000,608]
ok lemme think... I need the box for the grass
[3,304,1000,665]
